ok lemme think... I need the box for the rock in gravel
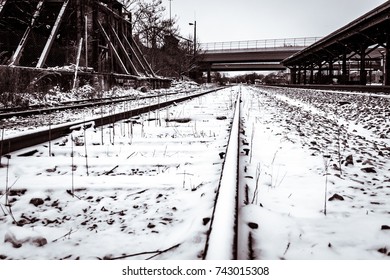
[216,116,227,120]
[361,167,377,173]
[248,222,259,229]
[338,101,351,106]
[328,194,344,201]
[381,225,390,230]
[30,237,48,247]
[362,159,374,166]
[345,155,354,166]
[378,247,388,255]
[147,223,156,229]
[29,198,44,207]
[4,228,47,248]
[203,218,211,226]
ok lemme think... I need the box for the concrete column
[303,65,307,84]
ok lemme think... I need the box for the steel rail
[0,90,197,119]
[203,89,241,260]
[0,88,224,156]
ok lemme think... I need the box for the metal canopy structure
[283,1,390,86]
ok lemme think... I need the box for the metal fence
[200,37,322,52]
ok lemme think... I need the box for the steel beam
[0,0,7,19]
[123,35,151,77]
[97,20,129,75]
[36,0,69,68]
[9,0,44,66]
[206,62,286,71]
[129,37,156,77]
[107,22,139,76]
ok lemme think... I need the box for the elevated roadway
[197,37,320,81]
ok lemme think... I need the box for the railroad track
[264,83,390,94]
[202,89,241,259]
[2,84,385,260]
[0,89,197,119]
[5,83,384,260]
[202,88,257,260]
[1,85,257,260]
[1,85,244,259]
[0,88,222,156]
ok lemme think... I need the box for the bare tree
[120,0,199,79]
[122,0,175,48]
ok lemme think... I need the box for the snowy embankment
[0,87,237,260]
[239,86,390,260]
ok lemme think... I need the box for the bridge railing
[200,37,322,52]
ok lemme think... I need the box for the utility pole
[168,0,172,25]
[189,20,196,57]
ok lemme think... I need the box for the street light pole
[168,0,172,24]
[189,21,196,57]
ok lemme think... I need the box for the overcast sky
[165,0,388,43]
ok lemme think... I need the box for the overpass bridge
[197,37,321,81]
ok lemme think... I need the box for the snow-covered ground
[1,84,390,261]
[238,86,390,260]
[0,86,236,260]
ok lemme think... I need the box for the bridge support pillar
[207,68,211,83]
[303,65,307,84]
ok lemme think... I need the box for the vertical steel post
[360,45,367,85]
[309,63,314,84]
[318,61,322,84]
[342,53,347,84]
[297,65,301,84]
[291,66,297,84]
[329,59,334,84]
[385,33,390,85]
[207,64,211,83]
